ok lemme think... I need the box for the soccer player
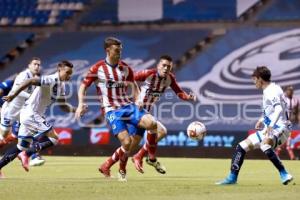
[75,37,165,182]
[216,66,293,185]
[100,55,196,174]
[0,60,76,178]
[276,85,298,160]
[0,58,45,166]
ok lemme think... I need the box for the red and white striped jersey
[135,68,190,111]
[82,60,134,113]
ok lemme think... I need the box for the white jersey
[262,82,289,127]
[1,69,34,119]
[22,73,66,116]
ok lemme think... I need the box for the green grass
[0,156,299,200]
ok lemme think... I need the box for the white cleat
[29,157,46,167]
[118,170,127,182]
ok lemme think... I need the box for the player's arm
[57,97,76,113]
[2,78,40,102]
[128,67,141,103]
[75,65,98,119]
[170,74,196,101]
[265,95,283,135]
[134,69,153,82]
[14,73,32,99]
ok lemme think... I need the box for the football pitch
[1,156,299,200]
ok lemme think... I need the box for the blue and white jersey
[0,80,14,107]
[262,83,288,127]
[23,73,66,116]
[2,69,35,116]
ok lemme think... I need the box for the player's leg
[100,109,131,181]
[261,128,293,185]
[216,131,261,185]
[0,111,13,147]
[0,123,34,176]
[99,124,140,175]
[18,116,58,171]
[130,127,145,173]
[286,136,295,160]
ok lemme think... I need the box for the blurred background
[1,0,300,159]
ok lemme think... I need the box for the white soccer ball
[187,121,206,140]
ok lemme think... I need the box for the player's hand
[264,126,273,137]
[189,92,196,101]
[255,120,264,130]
[75,103,88,119]
[2,94,16,102]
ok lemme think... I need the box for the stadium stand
[0,32,35,67]
[0,0,90,26]
[257,0,300,21]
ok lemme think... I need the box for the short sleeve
[40,74,58,86]
[82,65,99,87]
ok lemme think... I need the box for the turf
[0,156,299,200]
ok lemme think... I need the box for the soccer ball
[187,121,206,140]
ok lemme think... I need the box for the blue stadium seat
[0,0,90,26]
[257,0,300,21]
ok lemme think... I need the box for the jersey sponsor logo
[105,80,125,88]
[145,89,161,97]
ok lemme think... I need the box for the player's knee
[239,140,251,152]
[48,137,59,146]
[17,139,32,151]
[157,123,167,138]
[260,143,272,152]
[121,136,132,150]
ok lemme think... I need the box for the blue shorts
[127,124,146,137]
[105,104,147,136]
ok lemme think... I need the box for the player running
[0,58,45,166]
[99,55,196,174]
[0,60,76,178]
[216,66,293,185]
[75,37,165,182]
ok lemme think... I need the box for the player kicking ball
[0,60,78,178]
[216,66,293,185]
[100,55,196,175]
[76,37,166,182]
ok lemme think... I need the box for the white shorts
[18,110,53,140]
[0,102,20,131]
[247,125,291,150]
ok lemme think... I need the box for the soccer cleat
[280,170,293,185]
[131,156,144,174]
[29,156,46,167]
[118,169,127,182]
[0,170,5,179]
[99,163,112,178]
[17,151,29,172]
[146,157,166,174]
[215,173,237,185]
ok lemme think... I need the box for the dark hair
[29,57,41,64]
[58,60,73,68]
[159,55,173,62]
[251,66,271,82]
[284,85,294,91]
[104,37,122,50]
